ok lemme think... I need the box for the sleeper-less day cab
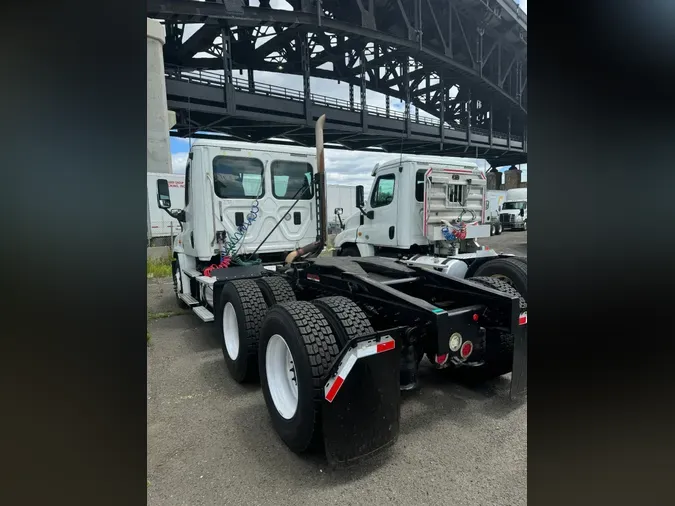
[150,18,527,467]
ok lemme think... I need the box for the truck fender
[356,243,375,257]
[334,227,359,249]
[175,252,197,297]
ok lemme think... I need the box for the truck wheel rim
[223,302,239,360]
[266,334,298,420]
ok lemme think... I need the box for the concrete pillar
[147,18,173,174]
[504,166,522,190]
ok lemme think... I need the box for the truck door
[177,158,198,256]
[268,159,315,247]
[357,169,398,248]
[212,154,266,253]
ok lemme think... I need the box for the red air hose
[203,256,231,277]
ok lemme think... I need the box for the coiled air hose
[224,199,260,257]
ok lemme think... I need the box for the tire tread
[256,276,296,306]
[312,296,373,347]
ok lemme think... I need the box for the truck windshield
[213,156,264,199]
[503,202,526,210]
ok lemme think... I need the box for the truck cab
[335,156,490,257]
[499,188,528,231]
[157,140,319,296]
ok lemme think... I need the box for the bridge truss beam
[149,0,526,164]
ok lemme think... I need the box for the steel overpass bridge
[148,0,527,167]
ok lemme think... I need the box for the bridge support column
[403,61,411,137]
[516,60,522,107]
[360,48,368,132]
[439,74,445,150]
[300,33,312,124]
[489,102,493,148]
[414,61,420,123]
[507,111,512,150]
[248,68,255,93]
[466,88,472,146]
[221,25,235,115]
[147,18,172,175]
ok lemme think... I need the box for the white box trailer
[147,172,185,240]
[326,184,357,228]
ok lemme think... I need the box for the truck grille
[499,214,515,223]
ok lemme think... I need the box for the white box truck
[147,172,185,243]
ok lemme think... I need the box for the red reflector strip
[519,313,528,325]
[307,274,320,282]
[442,168,474,174]
[324,375,344,403]
[376,340,395,353]
[324,336,395,403]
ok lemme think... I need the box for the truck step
[184,268,202,278]
[178,293,199,306]
[192,306,214,322]
[196,276,216,286]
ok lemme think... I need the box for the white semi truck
[149,17,526,467]
[486,190,507,236]
[334,157,501,263]
[327,184,357,234]
[499,188,528,231]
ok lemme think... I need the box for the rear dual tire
[259,301,340,453]
[259,296,373,454]
[472,257,527,302]
[218,276,297,384]
[217,280,268,383]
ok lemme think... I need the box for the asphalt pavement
[147,231,527,506]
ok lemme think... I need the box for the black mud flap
[321,334,402,467]
[510,313,528,401]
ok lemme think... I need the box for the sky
[169,0,528,190]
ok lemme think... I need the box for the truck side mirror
[356,185,365,208]
[156,179,172,209]
[334,207,343,216]
[519,208,525,217]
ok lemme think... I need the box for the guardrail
[165,66,521,142]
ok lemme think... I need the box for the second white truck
[499,188,528,231]
[334,156,499,270]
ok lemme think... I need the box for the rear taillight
[460,341,473,359]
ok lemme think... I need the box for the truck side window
[213,156,264,199]
[371,174,396,208]
[184,160,191,206]
[271,160,313,200]
[415,169,425,202]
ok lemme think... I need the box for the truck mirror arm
[163,208,186,223]
[356,206,374,220]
